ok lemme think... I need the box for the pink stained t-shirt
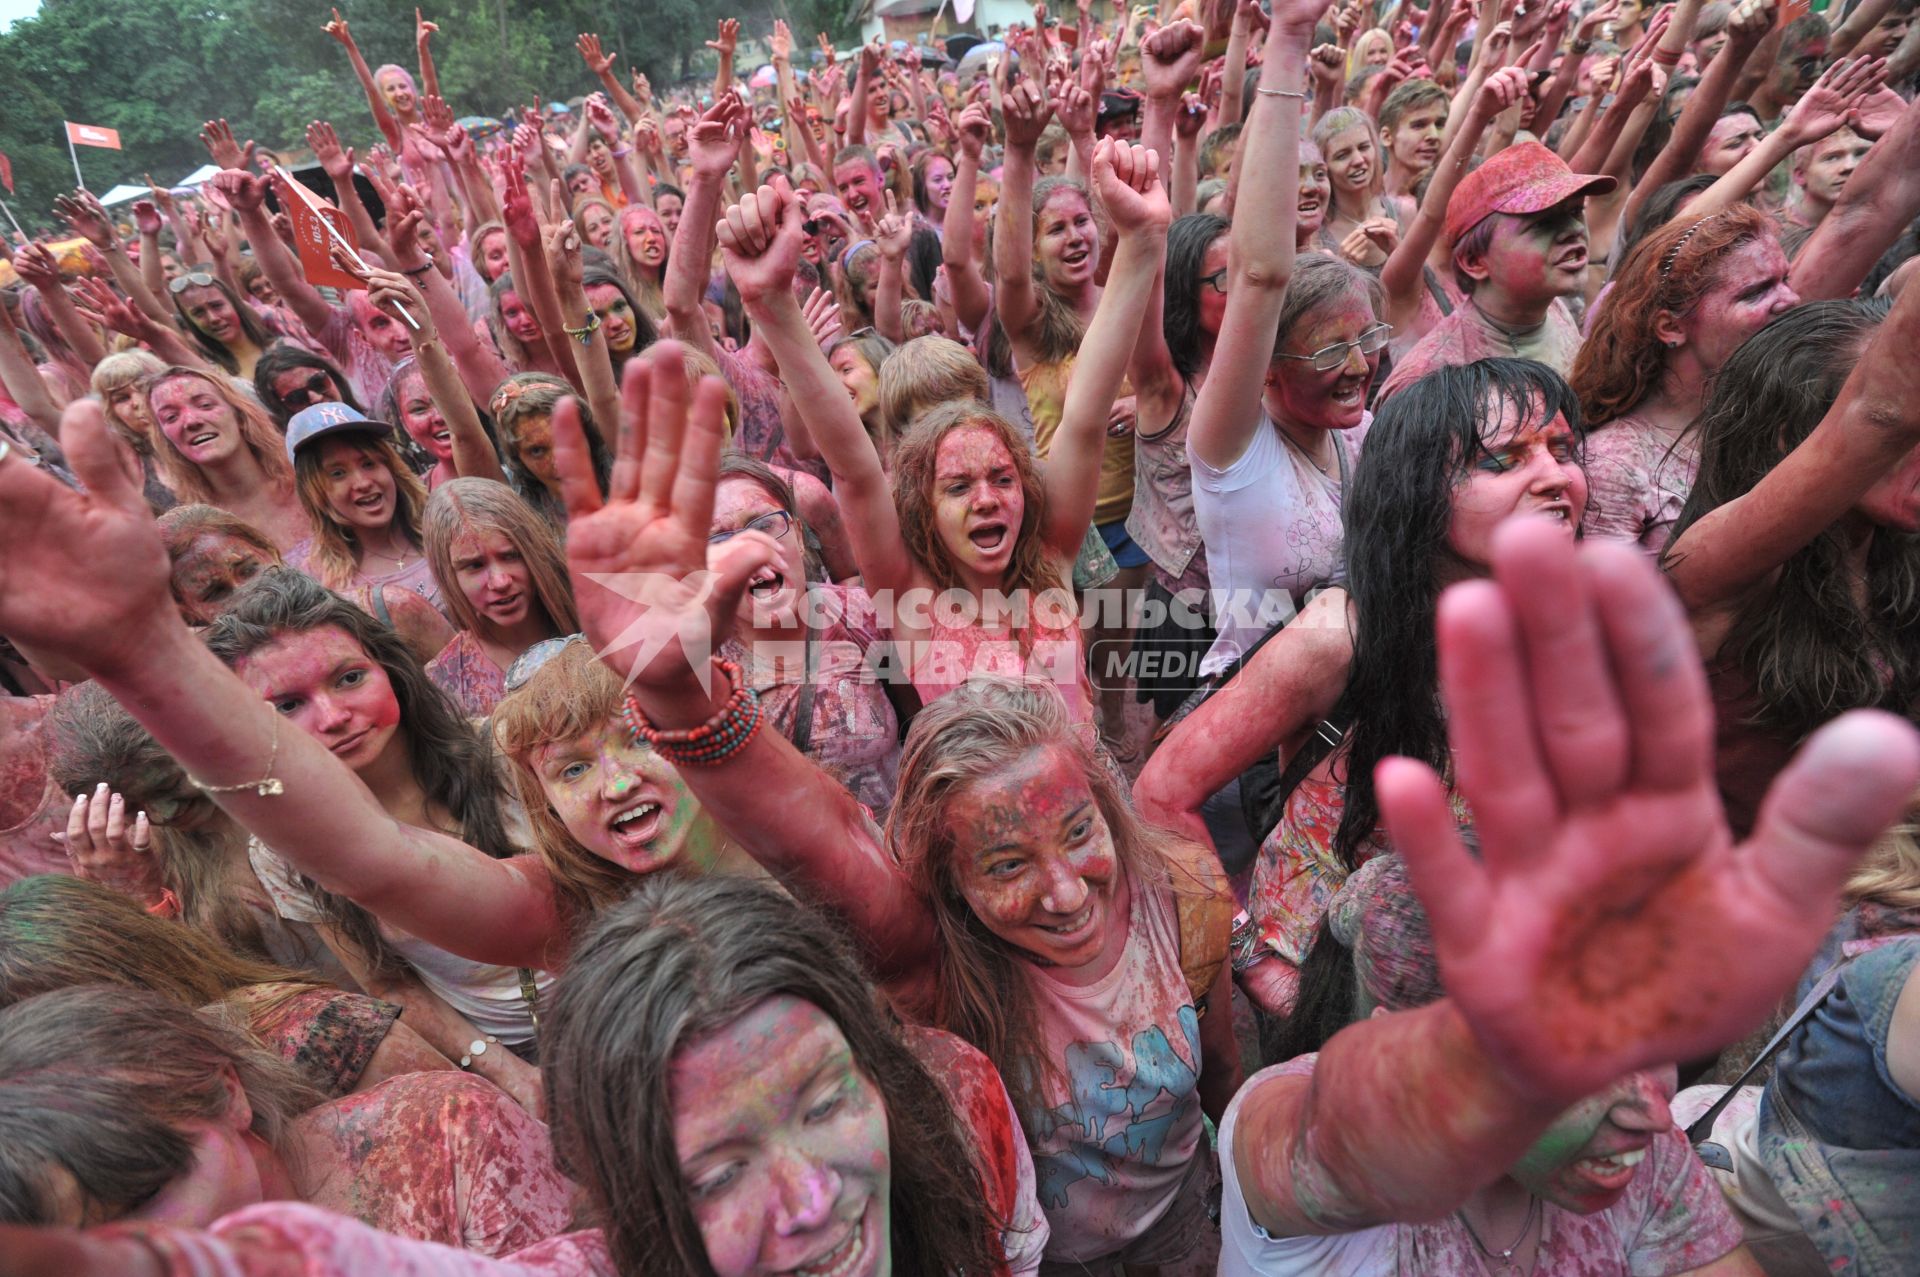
[1579,412,1702,556]
[1375,297,1584,402]
[294,1071,575,1257]
[1018,866,1206,1262]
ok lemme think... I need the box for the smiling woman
[284,404,442,615]
[143,368,308,553]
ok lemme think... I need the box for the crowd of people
[2,0,1920,1272]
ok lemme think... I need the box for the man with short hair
[1377,143,1613,400]
[1378,79,1451,203]
[1787,126,1873,228]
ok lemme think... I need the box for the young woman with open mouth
[722,140,1164,726]
[144,368,309,554]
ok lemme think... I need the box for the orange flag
[64,122,123,150]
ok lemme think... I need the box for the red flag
[0,151,12,196]
[270,169,364,292]
[64,121,122,150]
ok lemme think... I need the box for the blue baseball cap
[285,401,390,461]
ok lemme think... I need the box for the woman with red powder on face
[144,368,309,553]
[1186,0,1387,681]
[1138,359,1588,1018]
[725,142,1164,726]
[1574,208,1800,554]
[1664,283,1920,840]
[609,204,669,322]
[0,875,1049,1277]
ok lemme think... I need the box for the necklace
[1456,1193,1539,1276]
[1279,428,1335,479]
[361,542,414,572]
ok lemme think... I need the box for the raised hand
[0,400,175,674]
[1175,91,1208,138]
[322,5,354,46]
[1476,63,1531,115]
[1310,43,1346,90]
[1725,0,1776,51]
[60,783,168,906]
[802,285,843,350]
[1001,75,1055,149]
[131,200,162,238]
[631,68,653,106]
[1054,78,1098,137]
[585,93,622,142]
[1849,82,1909,140]
[874,190,913,260]
[499,161,540,248]
[818,31,837,65]
[956,99,994,159]
[421,92,456,138]
[384,206,431,272]
[1575,0,1622,41]
[306,120,354,181]
[770,18,794,61]
[10,242,62,289]
[68,276,154,341]
[1273,0,1340,33]
[1783,56,1883,145]
[1090,136,1169,236]
[199,119,256,172]
[716,177,809,304]
[53,191,115,249]
[577,31,614,74]
[707,17,740,58]
[558,345,780,693]
[415,7,437,48]
[546,215,585,290]
[1378,519,1920,1108]
[362,264,433,341]
[689,92,747,179]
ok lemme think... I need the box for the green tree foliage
[0,0,856,233]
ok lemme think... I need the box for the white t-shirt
[1218,1056,1747,1276]
[1191,413,1370,675]
[248,840,549,1047]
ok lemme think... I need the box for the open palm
[557,344,778,696]
[1380,520,1920,1107]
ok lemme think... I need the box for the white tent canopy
[94,163,221,206]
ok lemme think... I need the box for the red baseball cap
[1444,141,1616,249]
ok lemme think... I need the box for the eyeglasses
[1201,268,1229,295]
[503,633,588,692]
[1275,322,1393,372]
[708,510,793,547]
[167,272,218,295]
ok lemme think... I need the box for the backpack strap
[1162,837,1234,1018]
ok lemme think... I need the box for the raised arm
[940,95,995,335]
[1132,20,1210,432]
[212,170,336,341]
[725,179,917,598]
[305,121,393,264]
[364,264,507,485]
[1381,68,1525,338]
[414,7,441,101]
[322,7,404,151]
[1791,71,1920,301]
[66,276,212,373]
[1039,139,1169,561]
[707,18,740,104]
[0,298,64,438]
[1235,519,1920,1237]
[577,32,646,122]
[1621,0,1776,231]
[1187,0,1323,472]
[554,345,939,978]
[543,216,622,436]
[133,200,167,305]
[1689,56,1877,222]
[872,193,912,345]
[662,94,747,366]
[992,72,1056,352]
[8,244,107,371]
[0,400,570,973]
[1665,262,1920,610]
[1133,587,1354,852]
[54,190,168,327]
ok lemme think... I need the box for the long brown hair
[293,431,430,591]
[885,677,1178,1118]
[1573,206,1774,429]
[891,401,1065,605]
[0,875,323,1024]
[424,478,578,639]
[0,985,321,1225]
[543,872,1002,1277]
[143,367,293,505]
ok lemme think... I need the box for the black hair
[1165,213,1230,380]
[252,342,364,430]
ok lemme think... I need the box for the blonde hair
[292,431,430,591]
[143,368,293,505]
[609,204,669,320]
[424,478,579,639]
[885,677,1175,1117]
[879,335,990,442]
[1848,822,1920,911]
[91,350,166,453]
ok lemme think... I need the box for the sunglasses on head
[503,633,589,692]
[167,272,218,294]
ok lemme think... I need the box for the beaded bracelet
[620,659,764,767]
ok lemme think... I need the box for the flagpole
[65,128,85,190]
[0,199,23,240]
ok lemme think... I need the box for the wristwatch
[1229,910,1265,973]
[459,1035,500,1069]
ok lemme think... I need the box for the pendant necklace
[1457,1193,1539,1277]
